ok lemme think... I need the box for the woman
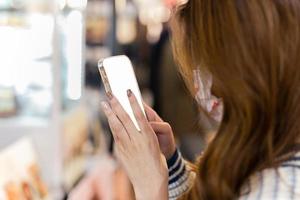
[101,0,300,199]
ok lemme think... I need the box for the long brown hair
[171,1,300,199]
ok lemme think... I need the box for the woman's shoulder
[240,152,300,200]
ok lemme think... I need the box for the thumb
[149,122,171,135]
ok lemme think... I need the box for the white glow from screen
[65,10,83,100]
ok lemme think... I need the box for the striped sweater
[168,149,300,200]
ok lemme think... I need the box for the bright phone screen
[98,55,145,130]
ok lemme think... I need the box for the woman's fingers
[143,102,163,122]
[149,122,171,135]
[109,94,137,137]
[143,103,155,121]
[101,101,130,147]
[127,90,151,133]
[149,121,176,159]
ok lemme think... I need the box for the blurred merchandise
[62,106,89,191]
[62,103,107,192]
[0,88,17,117]
[86,1,111,45]
[0,138,50,200]
[134,0,171,43]
[116,1,137,44]
[85,0,114,88]
[68,155,134,200]
[61,88,108,195]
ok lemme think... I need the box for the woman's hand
[101,90,168,200]
[143,103,176,160]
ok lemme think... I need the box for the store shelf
[0,116,49,129]
[0,1,86,194]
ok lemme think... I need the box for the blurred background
[0,0,206,199]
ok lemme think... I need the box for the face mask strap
[193,67,223,122]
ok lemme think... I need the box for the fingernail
[127,89,132,97]
[106,92,113,100]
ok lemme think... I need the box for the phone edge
[97,60,112,95]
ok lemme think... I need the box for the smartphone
[98,55,145,131]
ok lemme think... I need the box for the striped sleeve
[167,149,196,200]
[239,153,300,200]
